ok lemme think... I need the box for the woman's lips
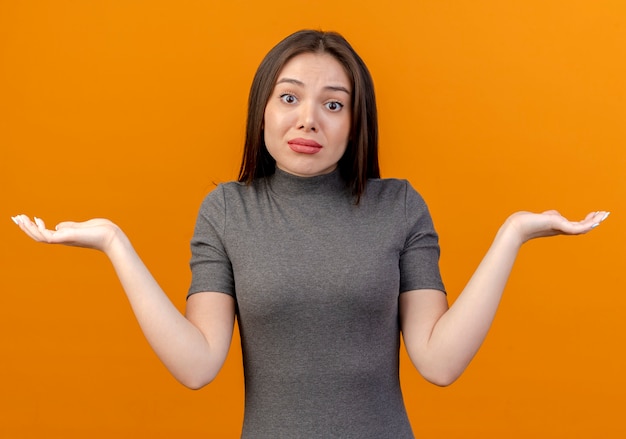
[288,138,322,154]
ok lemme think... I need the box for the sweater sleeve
[187,184,236,299]
[399,181,446,294]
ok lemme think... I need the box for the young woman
[11,30,609,438]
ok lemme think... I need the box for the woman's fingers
[12,215,78,244]
[592,211,611,227]
[34,216,48,232]
[12,214,51,242]
[553,210,609,234]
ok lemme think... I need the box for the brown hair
[237,30,380,201]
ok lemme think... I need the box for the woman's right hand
[11,215,120,253]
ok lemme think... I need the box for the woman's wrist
[102,223,129,257]
[497,214,527,249]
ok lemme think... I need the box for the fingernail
[11,216,19,225]
[601,212,610,222]
[591,223,600,229]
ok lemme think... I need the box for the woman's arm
[11,215,235,389]
[399,210,609,387]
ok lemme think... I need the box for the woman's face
[263,52,352,177]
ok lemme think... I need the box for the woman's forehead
[275,52,352,90]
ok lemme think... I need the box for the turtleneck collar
[265,167,350,199]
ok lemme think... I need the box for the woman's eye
[280,94,297,104]
[325,101,344,112]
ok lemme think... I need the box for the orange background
[1,1,625,437]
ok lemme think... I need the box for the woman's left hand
[505,210,610,244]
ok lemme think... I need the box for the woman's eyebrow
[325,85,351,95]
[276,77,304,87]
[276,77,351,95]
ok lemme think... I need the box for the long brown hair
[238,30,379,201]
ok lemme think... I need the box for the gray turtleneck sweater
[188,168,445,439]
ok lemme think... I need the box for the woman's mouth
[288,138,322,154]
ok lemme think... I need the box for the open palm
[12,215,120,252]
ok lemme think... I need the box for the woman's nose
[297,102,318,132]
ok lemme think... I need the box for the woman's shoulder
[363,178,431,217]
[198,178,269,211]
[366,177,423,198]
[202,179,258,197]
